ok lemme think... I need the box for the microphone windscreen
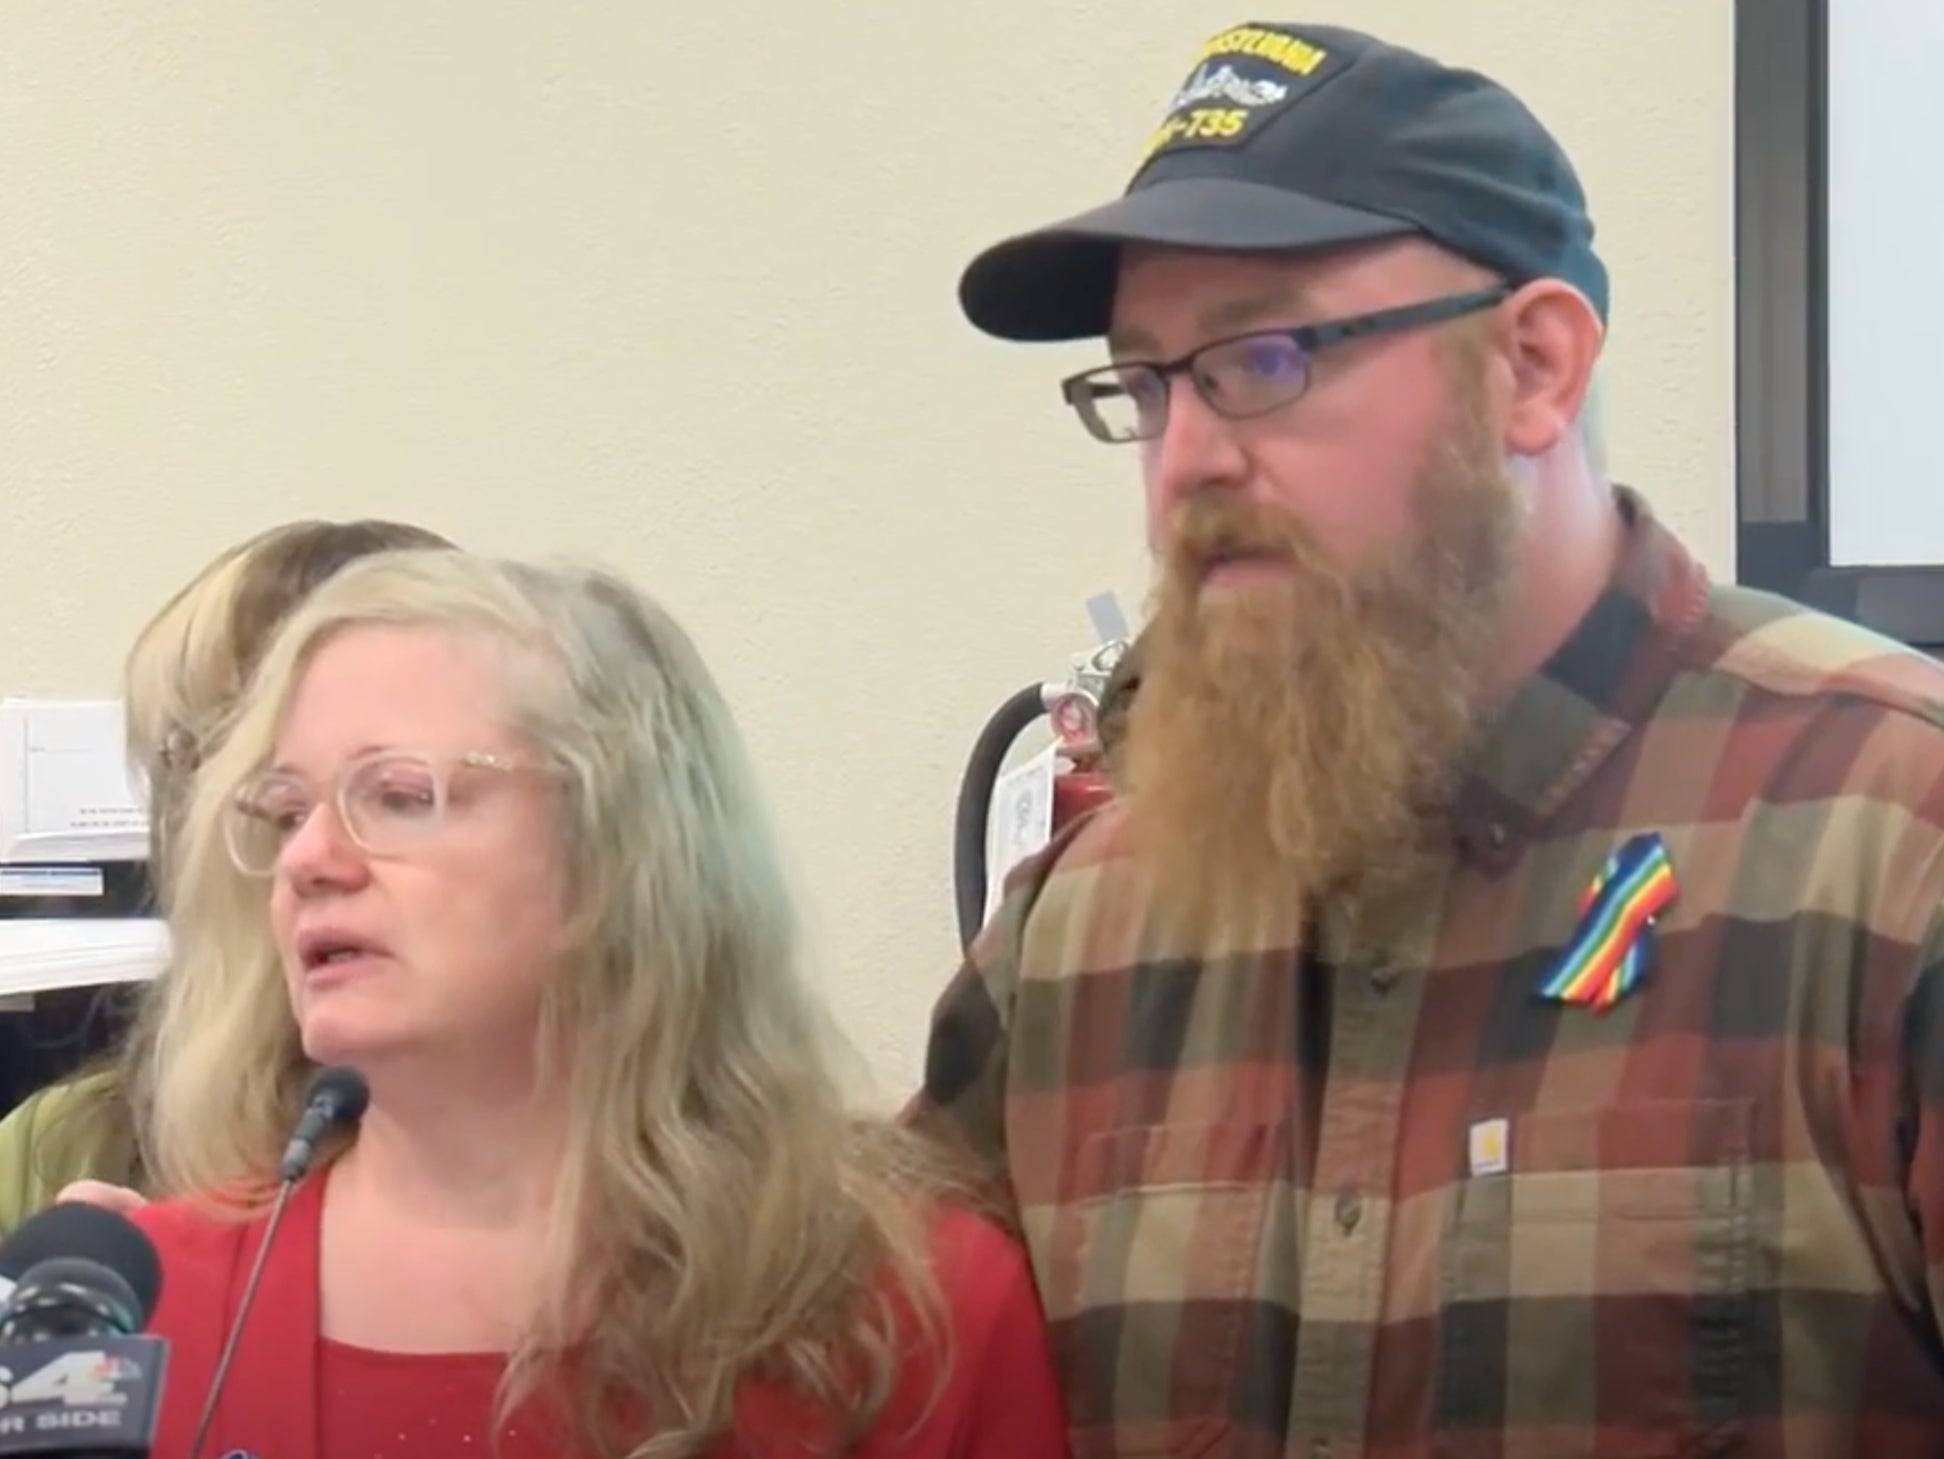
[305,1065,370,1125]
[0,1203,162,1323]
[8,1254,145,1335]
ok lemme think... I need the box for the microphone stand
[183,1175,296,1459]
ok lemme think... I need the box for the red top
[131,1173,1072,1459]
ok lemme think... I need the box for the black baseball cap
[958,22,1607,343]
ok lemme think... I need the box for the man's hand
[55,1179,149,1216]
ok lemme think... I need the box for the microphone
[278,1064,370,1183]
[0,1202,163,1317]
[187,1065,368,1459]
[0,1203,167,1456]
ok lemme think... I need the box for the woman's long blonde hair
[141,551,969,1458]
[34,519,452,1202]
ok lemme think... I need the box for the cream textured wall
[0,3,1734,1097]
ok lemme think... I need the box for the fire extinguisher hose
[953,683,1051,950]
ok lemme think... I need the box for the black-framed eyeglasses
[224,748,554,877]
[1060,286,1511,445]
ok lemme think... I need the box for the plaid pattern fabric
[910,491,1944,1458]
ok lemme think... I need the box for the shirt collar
[1450,487,1711,870]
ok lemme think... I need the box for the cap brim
[958,177,1416,343]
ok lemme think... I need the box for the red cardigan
[131,1174,1072,1459]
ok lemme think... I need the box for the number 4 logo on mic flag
[0,1347,138,1408]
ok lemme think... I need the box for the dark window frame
[1735,0,1944,646]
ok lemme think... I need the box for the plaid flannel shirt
[911,491,1944,1458]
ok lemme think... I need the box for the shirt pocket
[1043,1120,1287,1459]
[1435,1097,1753,1459]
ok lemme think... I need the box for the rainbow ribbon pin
[1536,832,1677,1013]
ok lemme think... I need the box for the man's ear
[1495,280,1603,459]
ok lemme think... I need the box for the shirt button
[1369,963,1398,992]
[1311,1440,1331,1459]
[1333,1190,1362,1233]
[1484,820,1509,849]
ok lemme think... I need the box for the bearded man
[910,21,1944,1459]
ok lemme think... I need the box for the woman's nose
[278,800,370,891]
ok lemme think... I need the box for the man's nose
[1145,378,1250,532]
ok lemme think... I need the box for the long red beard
[1123,367,1521,944]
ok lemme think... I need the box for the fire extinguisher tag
[985,742,1059,921]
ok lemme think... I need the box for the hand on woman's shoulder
[54,1178,149,1217]
[124,1183,267,1255]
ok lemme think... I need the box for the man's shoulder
[1003,803,1204,979]
[1653,582,1944,824]
[1015,801,1140,906]
[1693,581,1944,730]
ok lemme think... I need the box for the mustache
[1160,495,1343,590]
[1166,498,1290,565]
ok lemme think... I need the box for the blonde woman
[0,519,454,1232]
[128,552,1069,1458]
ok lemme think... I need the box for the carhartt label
[1468,1117,1509,1177]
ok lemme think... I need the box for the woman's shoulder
[922,1202,1038,1323]
[126,1185,292,1341]
[866,1203,1068,1456]
[734,1203,1065,1458]
[898,1202,1054,1385]
[0,1071,124,1234]
[129,1186,269,1258]
[5,1068,112,1123]
[0,1068,116,1149]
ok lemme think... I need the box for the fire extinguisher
[952,633,1132,950]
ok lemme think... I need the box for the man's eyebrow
[1107,286,1318,360]
[1106,322,1161,359]
[1200,286,1317,339]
